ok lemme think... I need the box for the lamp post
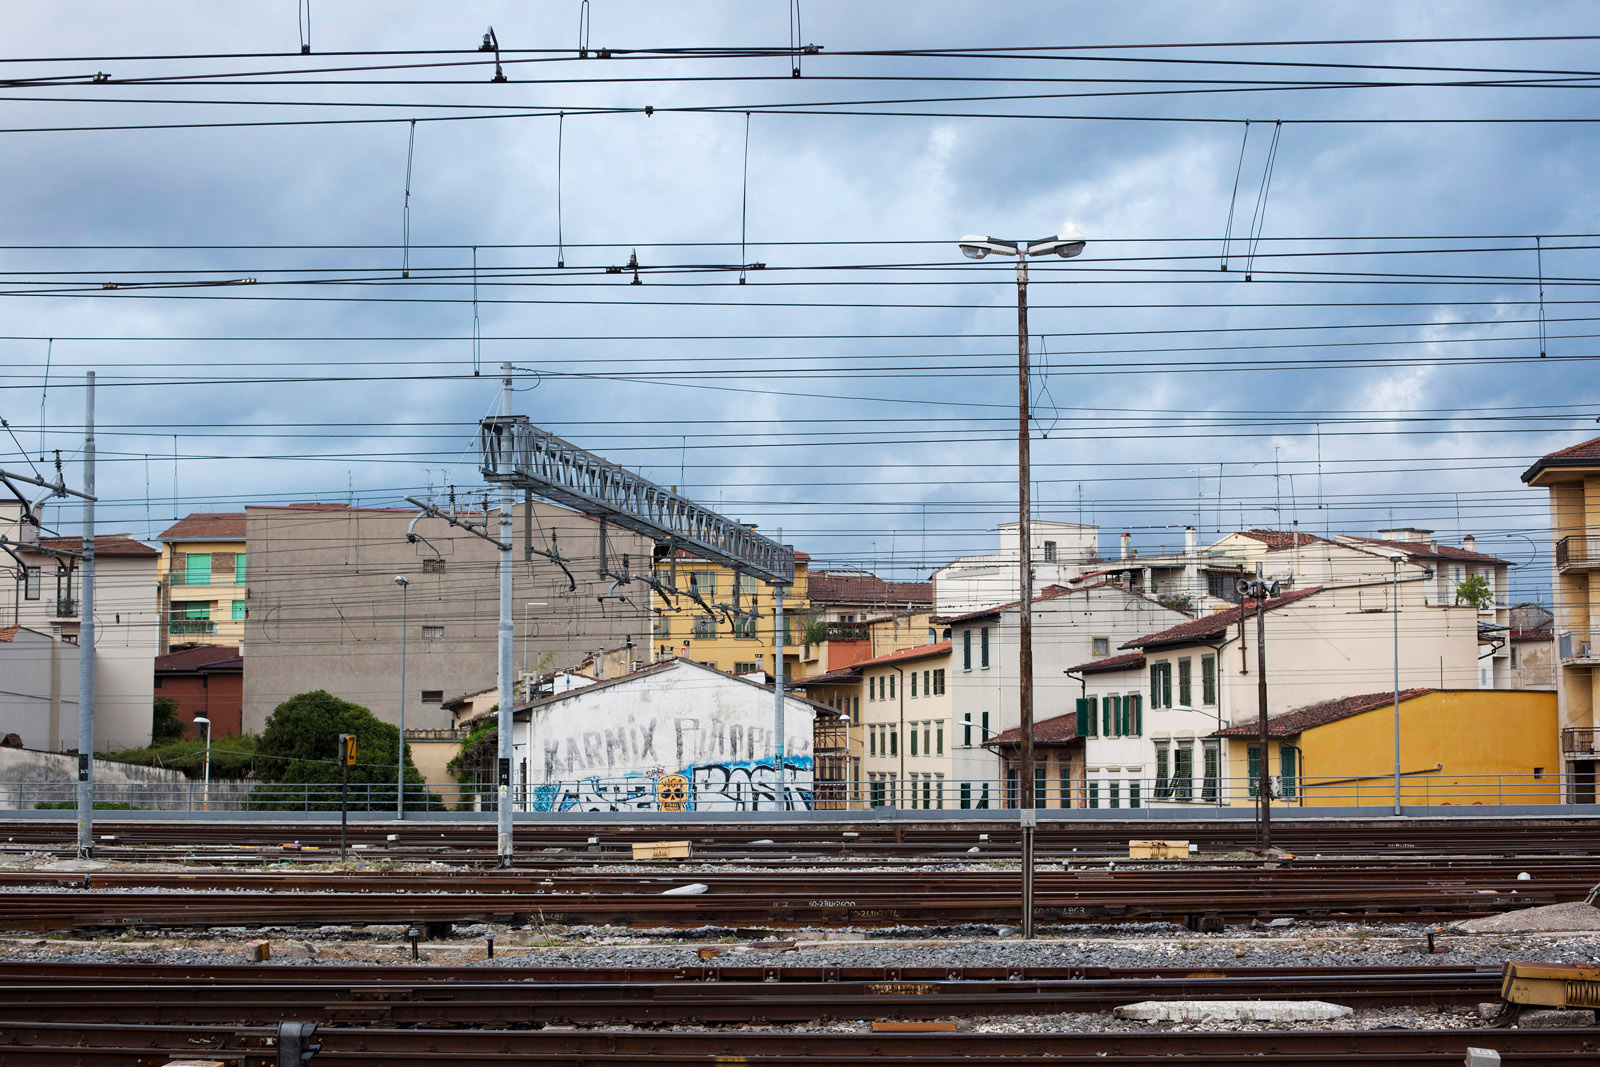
[395,574,410,818]
[192,715,211,812]
[1390,555,1402,816]
[957,232,1086,939]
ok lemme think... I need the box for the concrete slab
[1517,1009,1597,1028]
[1115,1000,1353,1023]
[36,859,107,872]
[1458,901,1600,934]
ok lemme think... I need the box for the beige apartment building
[1523,435,1600,801]
[858,641,954,809]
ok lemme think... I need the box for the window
[422,557,444,574]
[231,600,246,622]
[870,776,886,807]
[911,726,919,756]
[235,552,247,584]
[1102,695,1116,738]
[1034,765,1046,809]
[963,629,972,670]
[1075,695,1098,738]
[933,669,945,695]
[888,674,895,699]
[923,777,933,809]
[1043,540,1057,562]
[1126,694,1142,736]
[934,774,944,810]
[183,552,212,586]
[963,714,973,747]
[1281,745,1299,798]
[693,616,716,638]
[936,723,944,755]
[1247,745,1262,798]
[909,672,918,698]
[870,676,878,701]
[923,723,931,755]
[1201,654,1217,706]
[1129,782,1141,809]
[960,781,972,809]
[422,625,444,640]
[1092,636,1109,656]
[1173,743,1194,801]
[1059,767,1071,809]
[1154,742,1171,799]
[734,661,758,675]
[981,711,990,745]
[1109,782,1121,809]
[1149,661,1173,708]
[420,689,444,703]
[733,615,757,639]
[889,728,898,756]
[1088,781,1099,809]
[1177,658,1192,706]
[737,573,757,596]
[692,573,717,599]
[923,669,931,696]
[852,696,860,722]
[24,565,40,600]
[655,615,671,639]
[1202,741,1220,803]
[56,568,76,617]
[980,627,990,668]
[1207,570,1242,603]
[869,728,877,757]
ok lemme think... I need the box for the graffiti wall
[518,659,818,812]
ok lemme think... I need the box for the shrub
[250,690,436,811]
[151,698,185,745]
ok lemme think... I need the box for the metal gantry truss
[479,415,794,586]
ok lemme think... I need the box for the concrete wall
[0,627,79,750]
[932,521,1100,613]
[242,503,652,733]
[0,746,254,810]
[518,660,816,812]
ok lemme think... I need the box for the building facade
[932,520,1100,614]
[155,512,247,654]
[1522,435,1600,801]
[0,624,79,750]
[153,645,243,737]
[857,641,953,808]
[651,551,810,681]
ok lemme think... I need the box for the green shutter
[1247,745,1261,798]
[184,553,212,585]
[1162,664,1173,708]
[1129,782,1141,809]
[1120,695,1131,736]
[235,552,246,584]
[1282,746,1298,798]
[1129,694,1142,736]
[1102,696,1113,738]
[1075,697,1089,737]
[1178,658,1192,706]
[1087,696,1097,737]
[231,600,246,621]
[1150,663,1159,706]
[184,603,210,619]
[1202,654,1216,705]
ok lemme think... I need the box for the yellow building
[650,550,810,681]
[1213,689,1559,807]
[1522,435,1600,802]
[156,512,248,653]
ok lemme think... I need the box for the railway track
[6,814,1600,862]
[4,1020,1594,1065]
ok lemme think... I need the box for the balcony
[169,619,218,636]
[52,598,78,619]
[1556,534,1600,571]
[1559,631,1600,665]
[1562,727,1600,755]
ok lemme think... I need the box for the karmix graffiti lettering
[528,758,813,812]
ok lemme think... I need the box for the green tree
[1455,575,1494,610]
[251,690,435,811]
[445,722,498,810]
[150,697,185,746]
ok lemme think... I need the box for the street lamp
[395,574,410,819]
[192,715,211,812]
[957,231,1086,939]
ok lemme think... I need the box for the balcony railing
[1558,631,1599,663]
[1562,728,1600,755]
[1557,535,1600,569]
[53,598,78,618]
[169,619,218,636]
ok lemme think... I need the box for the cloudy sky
[3,1,1597,603]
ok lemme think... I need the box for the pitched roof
[155,645,243,673]
[1511,628,1553,642]
[807,571,932,608]
[1066,651,1146,675]
[983,710,1080,747]
[1522,435,1600,483]
[35,534,158,558]
[1344,536,1511,567]
[1238,528,1326,550]
[496,657,835,722]
[158,512,246,542]
[932,585,1077,626]
[1122,586,1323,649]
[1212,689,1433,738]
[855,640,952,669]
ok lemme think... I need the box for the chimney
[1120,532,1131,560]
[1184,526,1197,554]
[1462,534,1475,552]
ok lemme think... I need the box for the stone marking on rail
[1115,1000,1353,1023]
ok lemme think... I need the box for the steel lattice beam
[479,416,793,585]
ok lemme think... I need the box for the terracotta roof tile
[1239,528,1326,550]
[807,571,932,608]
[36,534,158,558]
[1122,587,1323,649]
[855,640,952,669]
[0,626,17,643]
[158,512,246,541]
[155,645,243,672]
[1212,689,1433,738]
[1066,651,1146,675]
[932,585,1076,626]
[983,711,1080,747]
[1345,537,1511,566]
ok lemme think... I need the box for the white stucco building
[932,520,1100,614]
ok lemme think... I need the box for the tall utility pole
[496,363,515,867]
[1390,555,1402,816]
[1255,563,1270,852]
[394,574,410,818]
[76,372,95,857]
[772,527,786,773]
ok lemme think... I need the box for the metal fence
[0,770,1584,813]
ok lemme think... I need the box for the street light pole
[958,232,1086,939]
[193,715,211,812]
[394,574,410,818]
[1390,555,1402,816]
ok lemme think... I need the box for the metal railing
[1556,534,1600,569]
[1558,630,1598,662]
[3,770,1587,813]
[1562,727,1600,754]
[168,619,218,636]
[53,598,77,618]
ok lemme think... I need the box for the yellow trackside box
[1129,840,1190,860]
[631,840,693,861]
